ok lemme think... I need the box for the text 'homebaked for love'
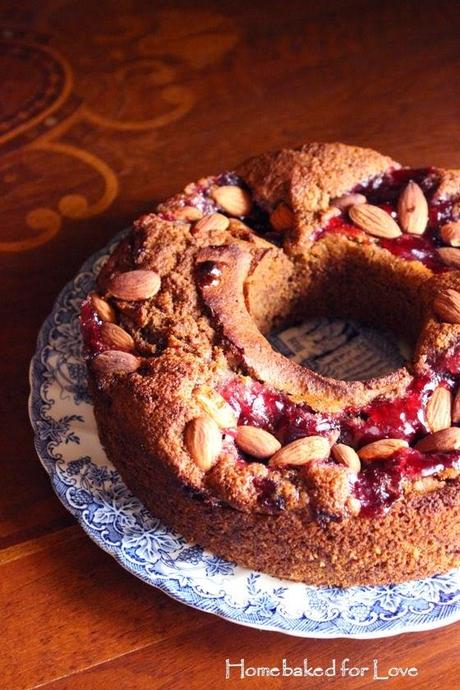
[224,658,419,680]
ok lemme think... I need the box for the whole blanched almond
[440,221,460,247]
[397,180,428,235]
[452,388,460,423]
[433,289,460,324]
[174,205,203,221]
[270,203,294,231]
[437,247,460,269]
[358,438,408,462]
[193,213,230,234]
[415,427,460,453]
[269,435,330,467]
[195,387,237,429]
[107,270,161,301]
[100,322,135,352]
[235,426,281,459]
[185,416,222,471]
[212,185,252,216]
[426,386,452,432]
[92,350,140,375]
[90,292,115,322]
[332,193,366,210]
[349,203,401,238]
[332,443,361,472]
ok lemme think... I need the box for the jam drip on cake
[219,375,460,517]
[314,168,459,271]
[80,299,106,354]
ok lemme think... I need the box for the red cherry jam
[221,376,443,450]
[220,378,337,445]
[220,375,459,517]
[314,168,457,271]
[355,448,460,517]
[79,299,106,355]
[379,233,445,272]
[342,376,435,447]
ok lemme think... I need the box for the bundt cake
[80,143,460,586]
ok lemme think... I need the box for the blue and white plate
[28,232,460,639]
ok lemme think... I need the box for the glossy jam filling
[355,448,460,517]
[220,378,338,444]
[343,376,435,447]
[80,299,106,355]
[220,376,459,517]
[314,168,457,271]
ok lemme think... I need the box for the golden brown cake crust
[93,406,460,587]
[82,142,460,586]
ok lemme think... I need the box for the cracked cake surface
[81,142,460,586]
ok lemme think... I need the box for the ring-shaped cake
[81,143,460,586]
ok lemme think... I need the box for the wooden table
[2,0,460,687]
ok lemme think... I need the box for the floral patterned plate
[28,232,460,639]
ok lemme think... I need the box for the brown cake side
[81,142,460,586]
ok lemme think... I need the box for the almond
[349,203,401,238]
[107,270,161,301]
[235,426,281,459]
[174,205,203,221]
[92,350,140,375]
[90,292,115,322]
[228,218,253,233]
[332,443,361,472]
[346,496,362,516]
[358,438,408,462]
[212,185,252,216]
[452,388,460,423]
[412,477,444,494]
[440,221,460,247]
[193,213,230,234]
[437,247,460,269]
[415,427,460,453]
[332,193,366,210]
[185,416,222,471]
[195,386,237,428]
[397,180,428,235]
[433,289,460,324]
[270,203,294,231]
[269,435,330,467]
[425,386,452,432]
[231,235,273,250]
[100,322,135,352]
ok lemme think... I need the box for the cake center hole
[268,318,411,381]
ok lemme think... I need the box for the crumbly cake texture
[81,143,460,586]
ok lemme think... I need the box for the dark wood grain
[1,0,460,687]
